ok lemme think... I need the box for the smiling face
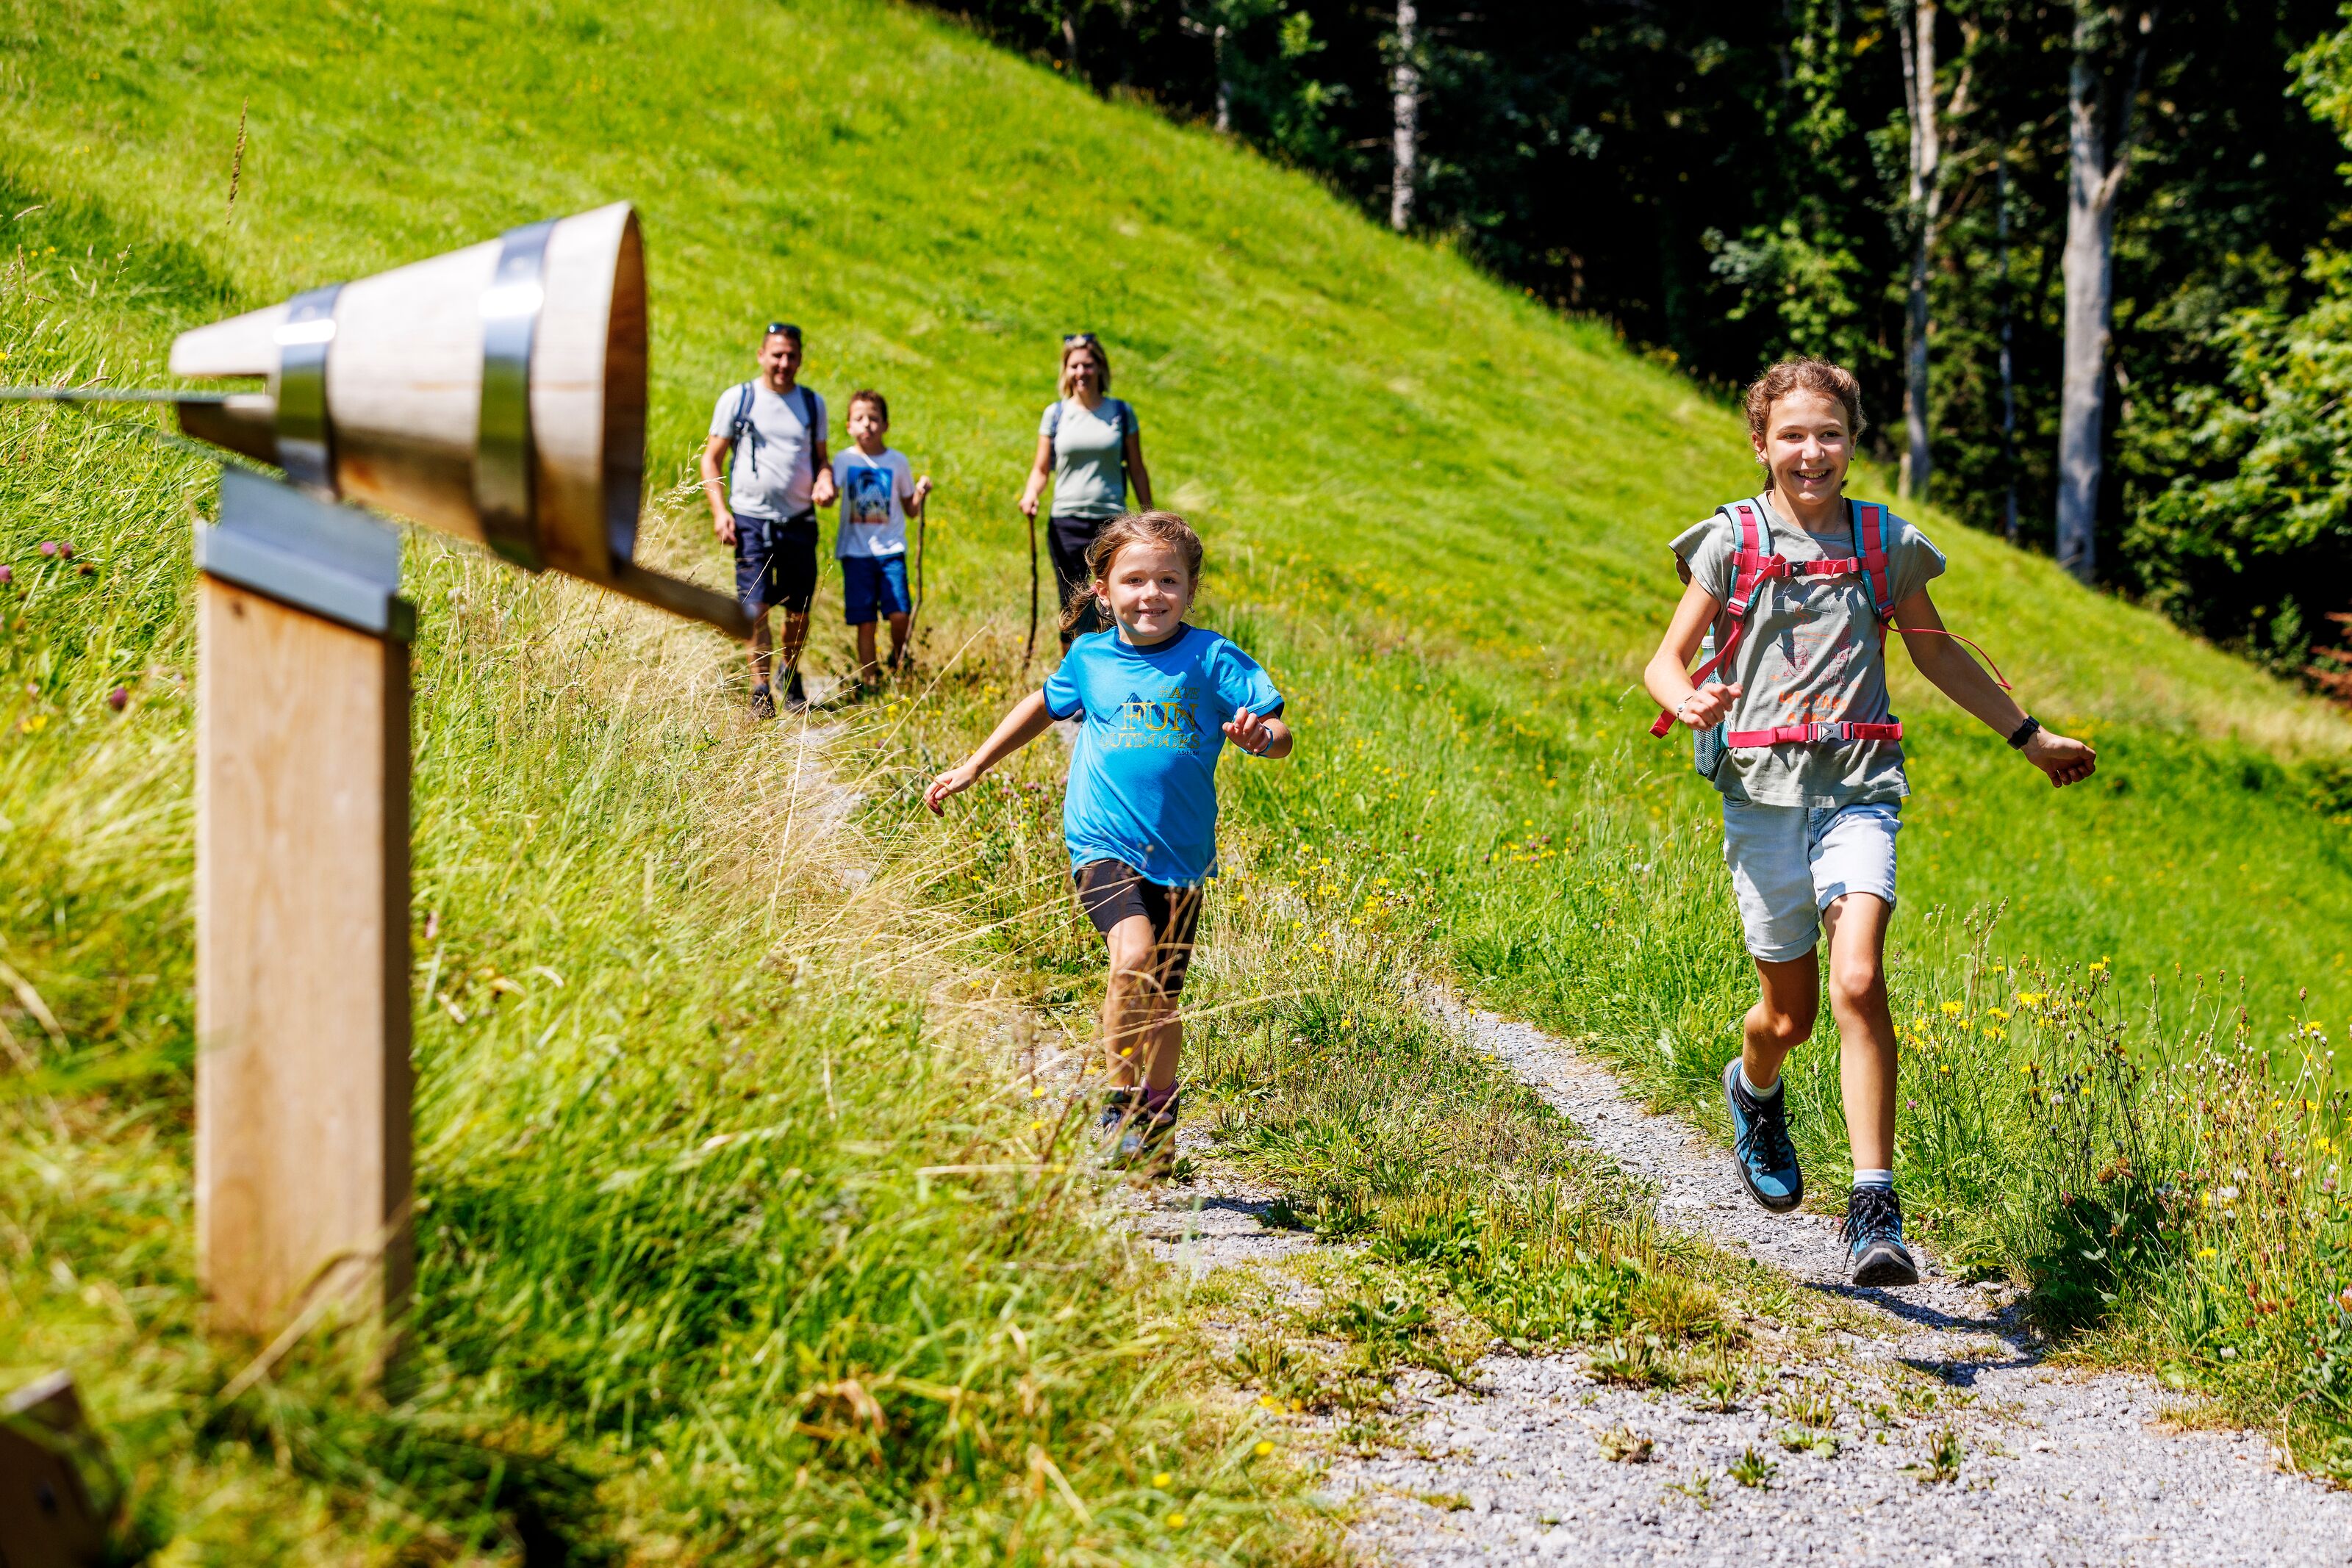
[1063,345,1104,398]
[759,331,803,391]
[1752,388,1851,514]
[1096,539,1193,645]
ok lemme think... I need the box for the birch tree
[2056,2,2157,581]
[1390,0,1419,231]
[1893,1,1974,503]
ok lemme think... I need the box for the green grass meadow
[4,0,2352,1553]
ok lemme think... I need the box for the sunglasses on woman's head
[1063,332,1099,348]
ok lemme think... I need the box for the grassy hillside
[4,0,2351,1550]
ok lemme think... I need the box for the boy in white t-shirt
[822,389,933,689]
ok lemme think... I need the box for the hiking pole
[1022,506,1039,671]
[904,491,927,670]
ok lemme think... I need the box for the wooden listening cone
[168,204,739,633]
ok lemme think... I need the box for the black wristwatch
[2007,715,2041,750]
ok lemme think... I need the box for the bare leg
[853,621,879,686]
[884,611,911,672]
[1822,893,1897,1170]
[1743,948,1821,1093]
[1102,915,1162,1087]
[779,608,811,686]
[745,608,773,690]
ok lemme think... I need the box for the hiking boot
[1099,1087,1144,1160]
[1722,1057,1803,1213]
[1842,1184,1920,1287]
[1135,1090,1182,1179]
[783,669,808,712]
[749,684,775,719]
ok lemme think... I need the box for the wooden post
[194,470,415,1337]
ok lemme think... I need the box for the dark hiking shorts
[1073,859,1202,995]
[734,510,820,616]
[1049,514,1110,641]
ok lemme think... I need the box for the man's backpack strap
[795,384,822,443]
[729,381,759,483]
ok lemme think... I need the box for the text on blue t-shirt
[1041,625,1285,886]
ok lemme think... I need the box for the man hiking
[702,322,833,716]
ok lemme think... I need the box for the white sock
[1738,1063,1780,1101]
[1852,1168,1894,1190]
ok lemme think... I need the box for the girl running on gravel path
[926,511,1288,1173]
[1642,358,2096,1287]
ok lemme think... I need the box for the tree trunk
[1060,7,1081,77]
[1997,152,2020,542]
[1390,0,1419,233]
[1896,1,1950,503]
[1214,22,1230,132]
[2057,4,2154,583]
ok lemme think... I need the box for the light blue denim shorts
[1720,799,1900,963]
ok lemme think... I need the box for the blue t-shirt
[1041,625,1286,886]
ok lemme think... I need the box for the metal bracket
[195,467,415,642]
[475,217,558,572]
[273,283,343,496]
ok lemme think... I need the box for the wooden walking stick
[903,490,927,669]
[1022,506,1039,671]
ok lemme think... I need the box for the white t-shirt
[831,447,917,558]
[708,381,828,521]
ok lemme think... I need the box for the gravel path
[1170,996,2352,1565]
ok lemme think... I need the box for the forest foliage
[944,0,2352,682]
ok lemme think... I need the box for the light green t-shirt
[1041,397,1137,520]
[1668,495,1947,809]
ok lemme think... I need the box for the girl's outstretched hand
[925,763,979,815]
[1677,682,1742,730]
[1223,710,1279,761]
[2022,729,2097,788]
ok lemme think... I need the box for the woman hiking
[1643,358,2096,1287]
[1019,334,1152,649]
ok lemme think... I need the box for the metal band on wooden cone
[273,284,343,495]
[475,217,559,571]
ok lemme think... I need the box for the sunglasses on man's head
[765,321,803,342]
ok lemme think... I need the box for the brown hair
[1058,338,1112,398]
[1058,511,1203,633]
[847,388,889,424]
[1743,358,1867,445]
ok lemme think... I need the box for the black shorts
[1073,860,1202,994]
[1049,515,1109,640]
[734,510,820,615]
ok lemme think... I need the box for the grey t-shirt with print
[1041,397,1137,520]
[1668,495,1946,809]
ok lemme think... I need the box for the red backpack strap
[1649,502,1773,738]
[1851,500,1896,621]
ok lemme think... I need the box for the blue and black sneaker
[1721,1057,1804,1212]
[1842,1184,1921,1287]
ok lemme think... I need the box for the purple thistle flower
[107,686,127,712]
[37,542,57,557]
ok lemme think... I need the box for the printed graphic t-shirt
[830,447,915,558]
[1668,495,1946,809]
[1040,397,1137,520]
[708,382,828,522]
[1041,625,1284,885]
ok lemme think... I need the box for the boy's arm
[1644,575,1738,729]
[1894,588,2096,788]
[925,691,1057,813]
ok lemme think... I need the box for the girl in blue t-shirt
[925,512,1291,1173]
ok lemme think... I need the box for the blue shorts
[840,553,911,624]
[734,511,819,615]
